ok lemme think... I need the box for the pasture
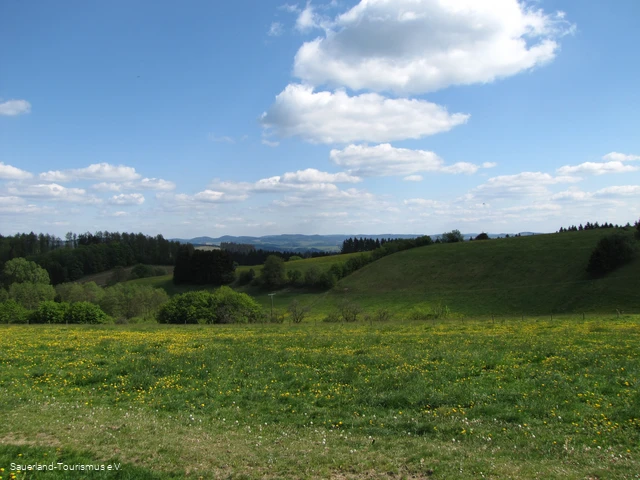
[1,316,638,478]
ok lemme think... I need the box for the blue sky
[1,0,639,238]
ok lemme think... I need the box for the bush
[287,269,304,287]
[287,299,310,323]
[158,287,262,324]
[322,311,341,323]
[31,300,68,324]
[339,301,362,322]
[237,268,256,286]
[65,302,111,324]
[0,300,29,324]
[288,256,303,262]
[474,233,490,241]
[586,233,636,275]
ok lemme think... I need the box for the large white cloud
[0,99,31,116]
[330,144,478,176]
[0,162,33,180]
[260,84,469,144]
[40,163,141,183]
[293,0,573,94]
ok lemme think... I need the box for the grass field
[316,229,640,317]
[1,317,638,478]
[79,266,175,287]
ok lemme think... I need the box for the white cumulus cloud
[329,144,478,177]
[40,163,141,182]
[602,152,640,162]
[293,0,574,94]
[0,99,31,116]
[557,161,638,176]
[0,162,33,180]
[261,84,469,144]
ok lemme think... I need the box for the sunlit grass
[1,317,638,478]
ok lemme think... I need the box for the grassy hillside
[235,252,364,277]
[78,265,174,286]
[317,229,639,316]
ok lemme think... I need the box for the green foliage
[237,268,256,286]
[128,264,167,280]
[55,281,104,304]
[586,233,636,276]
[9,282,56,310]
[106,266,130,285]
[64,301,111,324]
[0,299,29,324]
[30,300,68,324]
[99,283,169,321]
[322,311,341,323]
[288,255,303,262]
[158,287,262,324]
[474,233,490,241]
[173,245,235,285]
[2,257,50,286]
[286,269,304,287]
[635,219,640,240]
[260,255,286,289]
[441,229,464,243]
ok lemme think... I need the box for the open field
[79,266,174,287]
[1,317,638,478]
[314,229,640,317]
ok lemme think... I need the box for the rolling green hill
[316,228,639,316]
[127,229,639,317]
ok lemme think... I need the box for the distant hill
[170,233,528,252]
[170,234,427,253]
[314,228,640,316]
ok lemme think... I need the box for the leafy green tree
[65,302,111,324]
[260,255,286,289]
[31,301,68,324]
[441,230,464,243]
[0,300,29,324]
[9,283,56,310]
[288,256,303,262]
[474,233,490,241]
[55,282,104,304]
[2,258,50,286]
[157,287,261,324]
[587,233,636,275]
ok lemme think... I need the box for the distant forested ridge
[0,231,181,285]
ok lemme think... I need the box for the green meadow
[1,317,639,479]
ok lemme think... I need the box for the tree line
[0,231,182,285]
[558,221,632,233]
